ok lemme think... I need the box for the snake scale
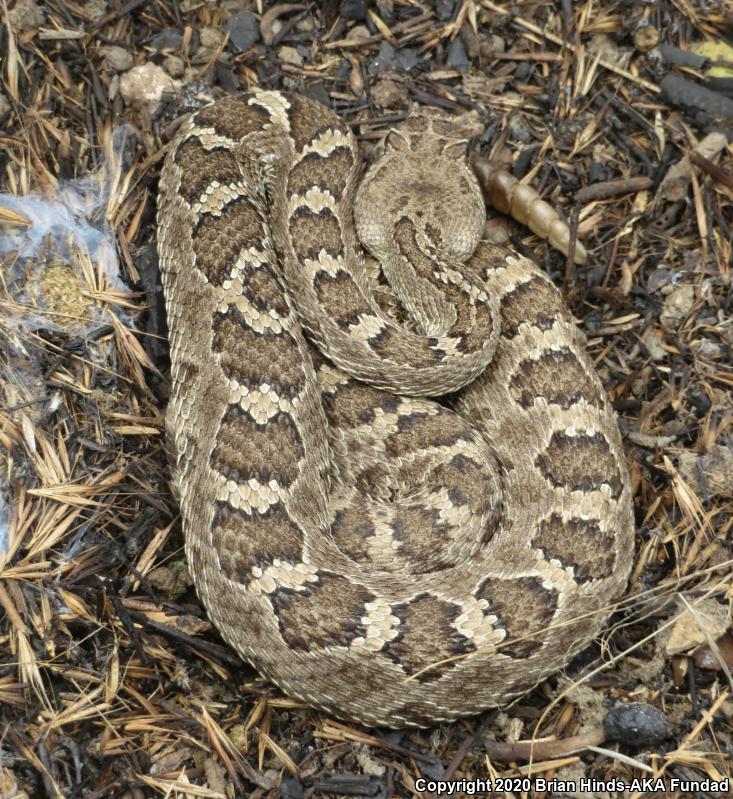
[157,89,635,727]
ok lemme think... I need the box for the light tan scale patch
[258,559,321,593]
[234,387,290,426]
[381,594,476,681]
[191,182,250,219]
[287,186,339,217]
[249,89,291,125]
[343,314,389,343]
[358,598,400,651]
[215,291,289,335]
[269,573,377,652]
[214,473,280,513]
[300,126,354,158]
[453,595,507,648]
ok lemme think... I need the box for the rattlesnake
[157,89,634,727]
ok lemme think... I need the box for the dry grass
[1,0,732,797]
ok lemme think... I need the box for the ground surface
[1,1,732,797]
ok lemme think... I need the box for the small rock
[102,45,134,72]
[371,78,408,109]
[507,115,531,143]
[199,26,225,49]
[148,28,183,52]
[277,45,303,67]
[395,47,420,72]
[376,0,394,25]
[479,34,505,59]
[277,777,305,799]
[666,597,730,655]
[660,284,695,329]
[446,37,469,71]
[226,10,260,52]
[369,41,396,74]
[119,63,176,110]
[84,0,108,23]
[634,22,660,53]
[348,24,370,40]
[692,339,722,359]
[603,703,668,747]
[340,0,367,20]
[588,161,612,183]
[8,0,45,32]
[163,55,185,78]
[678,446,733,500]
[435,0,457,21]
[641,328,666,361]
[647,267,671,292]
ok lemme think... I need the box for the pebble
[7,0,45,32]
[148,29,183,52]
[163,55,185,78]
[647,267,672,292]
[119,63,176,110]
[435,0,457,21]
[226,10,260,53]
[278,45,303,67]
[395,47,420,72]
[200,26,225,49]
[277,778,304,799]
[102,45,134,72]
[340,0,367,20]
[371,78,408,109]
[85,0,108,23]
[369,41,396,75]
[447,36,470,71]
[603,702,668,747]
[660,284,695,329]
[641,328,666,361]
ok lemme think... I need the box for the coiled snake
[157,90,634,727]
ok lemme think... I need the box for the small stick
[575,177,654,204]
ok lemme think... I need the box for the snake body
[157,90,634,727]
